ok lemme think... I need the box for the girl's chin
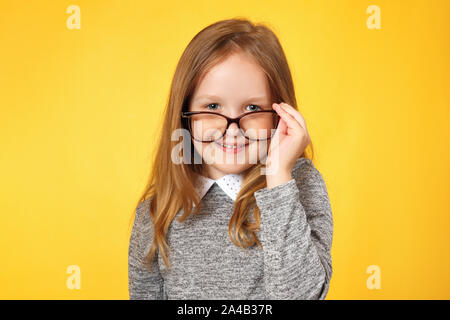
[208,163,253,174]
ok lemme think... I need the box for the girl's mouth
[214,141,249,154]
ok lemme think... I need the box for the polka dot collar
[193,172,243,202]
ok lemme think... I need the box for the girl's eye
[205,103,220,111]
[204,103,261,112]
[246,104,261,112]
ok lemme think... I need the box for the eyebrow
[193,94,269,103]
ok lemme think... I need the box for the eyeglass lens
[189,112,278,142]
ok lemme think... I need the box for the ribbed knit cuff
[254,178,298,209]
[253,179,305,244]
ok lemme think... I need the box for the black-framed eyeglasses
[181,110,280,142]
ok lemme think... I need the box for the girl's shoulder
[133,196,153,233]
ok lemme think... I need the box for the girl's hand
[264,102,311,189]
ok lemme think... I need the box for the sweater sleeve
[128,197,166,300]
[253,158,333,300]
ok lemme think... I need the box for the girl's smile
[214,140,250,154]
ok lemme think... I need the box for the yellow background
[0,0,449,299]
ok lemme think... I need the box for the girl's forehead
[200,54,266,86]
[192,61,271,104]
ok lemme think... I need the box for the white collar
[193,172,243,201]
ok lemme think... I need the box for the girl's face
[188,52,273,179]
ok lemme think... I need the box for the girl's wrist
[265,169,293,189]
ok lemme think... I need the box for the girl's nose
[224,123,247,144]
[225,122,240,136]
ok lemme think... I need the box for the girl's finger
[279,103,311,146]
[273,103,301,131]
[279,103,307,130]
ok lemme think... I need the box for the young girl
[128,18,333,300]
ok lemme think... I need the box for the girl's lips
[214,141,249,154]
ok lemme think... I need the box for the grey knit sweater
[128,157,333,299]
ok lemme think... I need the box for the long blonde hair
[131,18,314,272]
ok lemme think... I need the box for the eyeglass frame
[180,110,280,142]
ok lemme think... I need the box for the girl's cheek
[247,140,267,164]
[193,141,214,163]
